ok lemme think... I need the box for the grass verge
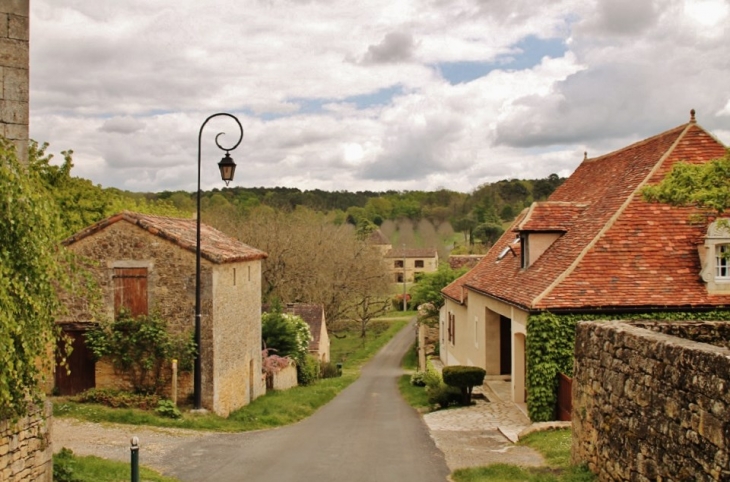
[398,342,430,410]
[54,318,408,432]
[451,429,595,482]
[54,448,179,482]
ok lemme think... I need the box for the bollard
[171,359,178,405]
[130,436,139,482]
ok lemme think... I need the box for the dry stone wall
[572,320,730,481]
[0,402,52,482]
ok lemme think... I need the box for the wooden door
[113,268,148,317]
[500,316,512,376]
[55,328,96,395]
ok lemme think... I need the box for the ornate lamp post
[194,113,243,410]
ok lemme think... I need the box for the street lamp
[194,113,244,410]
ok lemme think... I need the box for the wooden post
[418,324,426,372]
[171,359,178,405]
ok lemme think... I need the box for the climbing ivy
[526,309,730,422]
[0,139,69,419]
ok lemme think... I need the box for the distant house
[282,304,331,362]
[58,211,267,417]
[385,247,439,283]
[441,113,730,411]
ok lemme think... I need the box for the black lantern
[218,152,237,186]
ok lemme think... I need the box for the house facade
[59,211,268,416]
[385,247,439,283]
[440,113,730,412]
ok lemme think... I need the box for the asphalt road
[163,320,450,482]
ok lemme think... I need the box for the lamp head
[218,152,237,186]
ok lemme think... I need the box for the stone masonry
[572,320,730,481]
[0,402,53,482]
[0,0,29,163]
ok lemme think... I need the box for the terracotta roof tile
[445,120,730,311]
[63,211,267,264]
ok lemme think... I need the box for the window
[394,260,404,268]
[716,245,730,279]
[447,312,456,345]
[396,273,404,283]
[113,268,148,317]
[415,260,424,268]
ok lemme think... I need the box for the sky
[30,0,730,194]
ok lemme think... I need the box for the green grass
[452,429,595,482]
[398,343,431,409]
[54,449,179,482]
[54,318,408,432]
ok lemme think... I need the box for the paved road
[163,320,450,482]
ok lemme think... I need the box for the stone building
[386,247,439,283]
[0,0,29,163]
[284,303,331,362]
[440,112,730,411]
[59,211,268,417]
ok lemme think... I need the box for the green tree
[410,264,467,325]
[261,307,312,367]
[472,222,504,246]
[0,139,70,418]
[642,150,730,213]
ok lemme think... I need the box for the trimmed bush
[442,365,486,405]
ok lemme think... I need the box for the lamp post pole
[194,113,243,410]
[402,243,407,311]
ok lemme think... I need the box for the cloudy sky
[30,0,730,193]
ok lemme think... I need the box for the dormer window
[716,245,730,279]
[700,221,730,293]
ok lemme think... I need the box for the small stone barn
[58,211,267,417]
[284,303,330,362]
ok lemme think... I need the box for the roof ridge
[585,123,688,163]
[531,122,695,308]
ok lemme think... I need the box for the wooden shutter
[113,268,148,317]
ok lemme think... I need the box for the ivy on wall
[526,309,730,422]
[0,139,68,419]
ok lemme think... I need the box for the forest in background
[32,140,565,323]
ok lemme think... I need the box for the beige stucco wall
[318,321,330,362]
[0,0,29,164]
[527,232,561,266]
[440,293,529,403]
[210,260,264,416]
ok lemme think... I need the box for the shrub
[75,388,161,410]
[84,310,195,394]
[410,371,428,387]
[297,354,320,386]
[262,308,312,367]
[155,399,182,419]
[320,361,342,379]
[426,384,461,409]
[53,447,80,482]
[442,365,486,405]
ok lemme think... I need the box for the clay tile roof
[444,119,730,311]
[385,248,438,259]
[284,304,325,351]
[63,211,267,264]
[517,202,589,232]
[368,229,391,245]
[448,255,485,270]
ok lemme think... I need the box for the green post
[130,436,139,482]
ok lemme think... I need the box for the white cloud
[28,0,730,194]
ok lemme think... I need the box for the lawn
[54,315,409,432]
[54,448,178,482]
[397,342,431,410]
[451,429,595,482]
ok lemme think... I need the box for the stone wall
[0,0,29,163]
[0,402,53,482]
[272,364,297,391]
[572,320,730,481]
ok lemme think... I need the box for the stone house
[386,247,439,283]
[283,303,331,362]
[440,112,730,413]
[58,211,267,417]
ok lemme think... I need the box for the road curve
[163,320,450,482]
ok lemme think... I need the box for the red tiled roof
[62,211,267,264]
[285,303,325,351]
[448,255,485,270]
[368,229,391,245]
[445,119,730,311]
